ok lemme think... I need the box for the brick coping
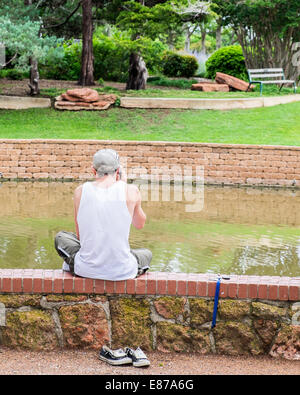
[0,269,299,301]
[1,138,300,150]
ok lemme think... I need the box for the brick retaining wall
[1,139,300,187]
[1,140,300,358]
[0,269,299,359]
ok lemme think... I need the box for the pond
[0,181,300,277]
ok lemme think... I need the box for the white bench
[247,68,296,95]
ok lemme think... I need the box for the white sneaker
[125,347,150,367]
[99,346,132,365]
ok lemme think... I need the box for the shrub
[0,68,27,80]
[147,76,198,89]
[205,45,247,80]
[40,33,167,82]
[162,53,198,78]
[39,41,81,81]
[93,34,167,82]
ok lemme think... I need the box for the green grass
[39,84,298,99]
[1,101,300,145]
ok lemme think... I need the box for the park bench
[247,68,297,95]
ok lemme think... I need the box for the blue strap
[211,277,221,329]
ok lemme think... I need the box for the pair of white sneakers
[99,345,150,367]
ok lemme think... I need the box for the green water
[1,181,300,277]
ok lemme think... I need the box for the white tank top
[74,181,138,280]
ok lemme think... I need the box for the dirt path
[0,78,198,97]
[0,78,122,97]
[0,347,299,375]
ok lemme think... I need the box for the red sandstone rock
[65,88,100,103]
[54,100,111,111]
[55,90,116,111]
[269,325,300,360]
[61,93,82,102]
[72,101,94,107]
[215,72,252,92]
[55,100,76,106]
[92,100,111,108]
[59,304,109,349]
[191,83,229,92]
[99,94,118,103]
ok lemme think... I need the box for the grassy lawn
[39,84,298,99]
[1,101,300,145]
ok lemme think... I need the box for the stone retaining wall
[1,139,300,187]
[120,95,300,110]
[0,96,51,110]
[0,269,299,359]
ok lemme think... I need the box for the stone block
[1,310,58,350]
[189,298,214,328]
[215,72,252,91]
[213,321,264,356]
[270,324,300,360]
[156,322,211,353]
[0,96,51,110]
[191,83,229,92]
[59,304,109,349]
[153,297,187,321]
[218,300,250,321]
[110,298,152,350]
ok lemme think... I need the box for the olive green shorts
[54,230,152,277]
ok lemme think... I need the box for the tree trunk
[78,0,94,86]
[216,19,222,50]
[126,52,148,90]
[24,0,40,95]
[185,26,192,52]
[235,22,299,81]
[28,58,40,96]
[200,22,206,55]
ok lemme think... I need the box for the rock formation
[191,72,253,93]
[55,88,117,111]
[191,83,229,92]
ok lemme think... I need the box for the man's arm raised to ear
[74,184,83,240]
[128,184,146,230]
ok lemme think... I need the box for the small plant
[114,97,121,107]
[97,77,104,85]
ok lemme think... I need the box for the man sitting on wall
[54,148,152,280]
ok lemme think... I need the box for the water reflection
[0,181,300,276]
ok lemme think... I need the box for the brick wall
[1,269,299,300]
[0,269,299,358]
[1,139,300,187]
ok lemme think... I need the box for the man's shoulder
[74,183,84,199]
[126,183,140,201]
[75,183,84,192]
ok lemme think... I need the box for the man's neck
[94,174,117,188]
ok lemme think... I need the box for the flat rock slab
[120,97,263,110]
[215,72,252,91]
[120,95,300,110]
[54,91,117,111]
[191,83,229,92]
[55,101,111,111]
[0,95,51,110]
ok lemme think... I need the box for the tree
[171,1,211,54]
[116,0,179,89]
[78,0,94,85]
[212,0,300,80]
[116,0,210,89]
[0,14,62,95]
